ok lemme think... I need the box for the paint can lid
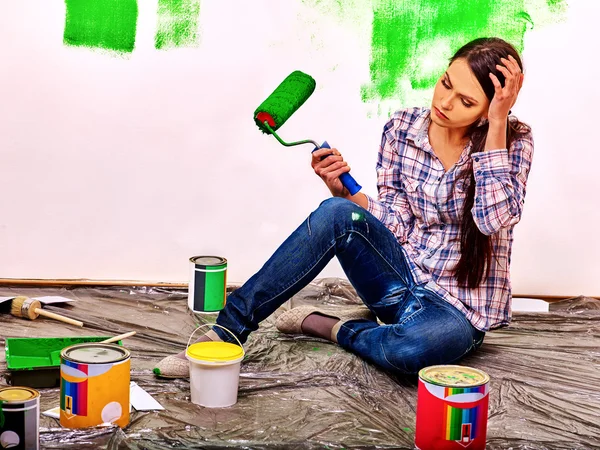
[419,365,490,387]
[61,343,130,364]
[0,387,39,402]
[190,256,227,267]
[186,341,244,363]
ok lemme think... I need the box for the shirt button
[474,157,480,162]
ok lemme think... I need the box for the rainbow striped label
[60,354,130,428]
[415,371,490,450]
[443,385,487,443]
[60,360,89,416]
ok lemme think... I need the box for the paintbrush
[10,296,84,327]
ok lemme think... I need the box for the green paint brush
[254,71,362,195]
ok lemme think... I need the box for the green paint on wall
[362,0,538,103]
[362,0,568,103]
[302,0,567,106]
[155,0,201,50]
[63,0,138,53]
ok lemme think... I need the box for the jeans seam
[248,239,338,324]
[339,229,415,288]
[380,340,408,373]
[443,302,476,339]
[397,296,424,326]
[249,227,412,325]
[339,322,357,337]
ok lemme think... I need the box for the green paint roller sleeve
[254,71,316,133]
[254,70,362,196]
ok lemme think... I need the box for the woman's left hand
[488,55,524,122]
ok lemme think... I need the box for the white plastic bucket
[185,324,245,408]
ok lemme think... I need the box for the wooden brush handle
[34,308,84,327]
[101,331,136,344]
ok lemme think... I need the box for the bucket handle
[186,323,245,357]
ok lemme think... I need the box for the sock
[300,313,340,342]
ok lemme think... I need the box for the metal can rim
[418,364,490,387]
[0,386,40,403]
[189,255,227,268]
[60,343,130,363]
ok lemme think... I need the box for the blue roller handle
[312,141,362,196]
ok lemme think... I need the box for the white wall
[0,0,598,297]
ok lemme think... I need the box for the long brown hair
[451,38,531,288]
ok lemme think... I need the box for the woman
[155,37,533,378]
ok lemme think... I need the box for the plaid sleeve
[471,130,534,235]
[366,119,415,242]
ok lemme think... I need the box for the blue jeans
[214,198,484,375]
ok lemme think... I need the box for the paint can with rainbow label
[188,256,227,313]
[0,387,40,450]
[60,343,130,429]
[415,365,490,450]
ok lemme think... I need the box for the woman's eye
[441,79,450,89]
[461,100,473,108]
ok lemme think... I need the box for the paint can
[0,387,40,450]
[188,256,227,313]
[415,365,490,450]
[60,343,130,429]
[185,324,245,408]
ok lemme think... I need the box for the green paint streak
[0,400,4,428]
[363,0,538,102]
[301,0,567,105]
[155,0,201,50]
[63,0,138,53]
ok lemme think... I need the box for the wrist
[487,117,508,129]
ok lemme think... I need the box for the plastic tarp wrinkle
[1,278,598,449]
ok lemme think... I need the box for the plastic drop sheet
[1,278,599,449]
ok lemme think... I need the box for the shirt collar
[407,107,474,168]
[406,108,431,146]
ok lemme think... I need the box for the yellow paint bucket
[185,325,245,408]
[59,343,130,428]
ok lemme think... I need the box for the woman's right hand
[311,147,351,198]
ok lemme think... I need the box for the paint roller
[254,70,362,196]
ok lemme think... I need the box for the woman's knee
[315,197,365,225]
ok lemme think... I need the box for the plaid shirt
[366,107,534,331]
